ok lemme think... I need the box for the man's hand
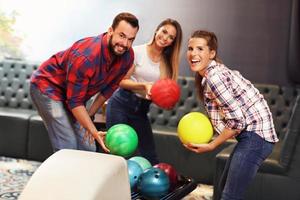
[95,131,110,153]
[83,130,110,153]
[72,105,110,152]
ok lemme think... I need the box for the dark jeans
[106,88,159,165]
[218,131,274,200]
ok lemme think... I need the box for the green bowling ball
[105,124,138,157]
[129,156,152,171]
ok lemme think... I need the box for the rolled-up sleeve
[206,74,246,132]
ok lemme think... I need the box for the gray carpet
[0,157,41,200]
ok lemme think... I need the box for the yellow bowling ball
[177,112,213,144]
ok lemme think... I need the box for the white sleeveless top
[131,44,160,83]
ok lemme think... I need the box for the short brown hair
[111,12,139,30]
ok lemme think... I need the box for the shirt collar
[101,33,113,65]
[204,60,217,77]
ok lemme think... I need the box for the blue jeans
[106,88,159,164]
[30,84,96,152]
[219,131,274,200]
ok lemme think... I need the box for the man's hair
[111,12,139,30]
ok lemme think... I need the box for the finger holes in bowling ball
[137,167,170,198]
[127,160,143,190]
[153,162,178,189]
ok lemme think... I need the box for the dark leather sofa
[1,59,300,199]
[214,91,300,200]
[0,60,53,162]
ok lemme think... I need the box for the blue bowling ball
[127,160,143,190]
[137,167,170,198]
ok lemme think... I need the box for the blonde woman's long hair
[149,18,182,80]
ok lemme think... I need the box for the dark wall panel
[125,0,293,86]
[16,0,294,86]
[288,0,300,85]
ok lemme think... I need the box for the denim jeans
[219,131,274,200]
[106,88,159,165]
[30,84,96,152]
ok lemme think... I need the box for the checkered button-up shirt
[31,33,134,110]
[202,60,278,143]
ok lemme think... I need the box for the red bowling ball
[150,79,180,110]
[154,162,178,188]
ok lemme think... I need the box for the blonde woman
[105,18,182,164]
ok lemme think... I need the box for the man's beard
[108,37,128,57]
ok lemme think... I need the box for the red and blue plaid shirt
[202,60,278,143]
[31,33,134,110]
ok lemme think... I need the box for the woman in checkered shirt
[184,30,279,200]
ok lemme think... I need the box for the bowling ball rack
[131,175,197,200]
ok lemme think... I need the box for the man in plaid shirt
[30,12,139,153]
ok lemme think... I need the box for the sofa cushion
[255,84,300,140]
[153,131,235,184]
[0,108,36,159]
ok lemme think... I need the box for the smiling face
[186,37,216,76]
[154,24,177,48]
[108,20,138,56]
